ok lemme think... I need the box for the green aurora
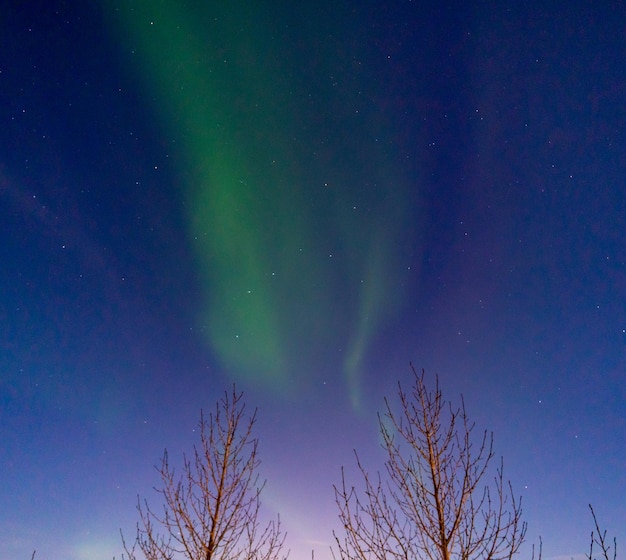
[104,2,415,405]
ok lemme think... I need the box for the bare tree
[531,505,618,560]
[587,504,617,560]
[121,387,287,560]
[333,365,526,560]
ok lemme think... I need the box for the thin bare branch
[588,504,616,560]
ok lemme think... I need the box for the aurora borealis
[1,2,625,559]
[104,1,415,405]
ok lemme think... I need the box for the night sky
[1,2,625,559]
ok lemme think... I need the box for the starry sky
[1,2,625,559]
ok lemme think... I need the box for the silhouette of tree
[121,387,286,560]
[334,365,525,560]
[587,505,617,560]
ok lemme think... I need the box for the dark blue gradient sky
[1,2,625,559]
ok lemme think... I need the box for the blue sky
[1,2,624,559]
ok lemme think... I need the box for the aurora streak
[104,1,414,404]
